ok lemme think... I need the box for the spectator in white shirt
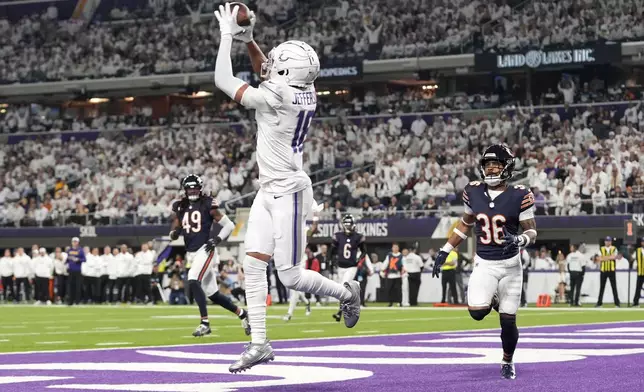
[134,243,155,303]
[12,248,32,302]
[591,185,607,215]
[413,177,431,201]
[116,245,135,304]
[0,249,14,302]
[53,247,68,304]
[534,248,556,270]
[34,248,54,305]
[410,115,427,137]
[107,247,120,304]
[81,246,100,303]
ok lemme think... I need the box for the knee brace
[277,266,303,290]
[468,307,491,321]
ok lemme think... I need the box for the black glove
[502,229,527,254]
[205,236,222,253]
[169,230,180,240]
[432,250,449,278]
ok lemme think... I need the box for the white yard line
[0,327,189,338]
[35,341,69,345]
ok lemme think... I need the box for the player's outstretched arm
[246,40,267,75]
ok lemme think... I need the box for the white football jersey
[254,80,316,194]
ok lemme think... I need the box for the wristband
[441,243,454,253]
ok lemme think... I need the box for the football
[230,2,251,26]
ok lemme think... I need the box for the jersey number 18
[292,110,314,152]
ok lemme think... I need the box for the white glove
[214,3,246,37]
[233,10,256,43]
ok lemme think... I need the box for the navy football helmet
[479,144,515,187]
[341,214,356,233]
[182,174,204,202]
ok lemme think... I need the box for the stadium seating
[3,0,644,84]
[1,95,643,227]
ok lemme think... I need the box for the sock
[287,289,298,316]
[500,314,519,363]
[243,255,268,344]
[208,291,239,315]
[279,267,351,302]
[189,280,209,324]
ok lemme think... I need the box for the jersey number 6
[343,243,352,259]
[292,110,314,152]
[476,213,506,245]
[182,211,202,234]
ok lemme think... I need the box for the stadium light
[88,97,109,104]
[192,91,212,98]
[124,97,134,102]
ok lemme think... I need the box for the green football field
[0,304,642,353]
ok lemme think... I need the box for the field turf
[0,303,641,353]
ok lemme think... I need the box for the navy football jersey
[172,196,217,252]
[463,182,535,260]
[333,231,365,268]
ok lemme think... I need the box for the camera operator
[167,261,187,305]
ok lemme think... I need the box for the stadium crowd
[1,93,644,227]
[3,0,644,84]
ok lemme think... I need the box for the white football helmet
[261,40,320,87]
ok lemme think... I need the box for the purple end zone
[1,322,644,392]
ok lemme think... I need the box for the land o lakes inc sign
[497,48,595,69]
[474,44,621,71]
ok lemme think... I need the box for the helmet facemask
[185,187,201,201]
[480,158,513,187]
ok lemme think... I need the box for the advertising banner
[0,215,634,241]
[474,43,622,72]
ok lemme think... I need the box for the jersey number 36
[182,211,202,234]
[476,213,506,245]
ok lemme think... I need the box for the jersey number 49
[182,211,202,233]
